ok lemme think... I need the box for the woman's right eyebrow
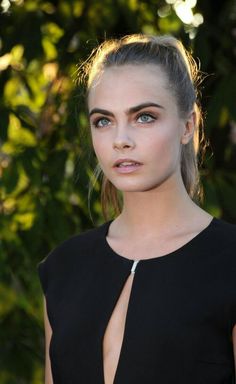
[89,108,114,118]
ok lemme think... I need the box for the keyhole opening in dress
[102,262,138,384]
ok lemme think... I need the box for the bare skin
[43,296,53,384]
[103,273,134,384]
[233,327,236,372]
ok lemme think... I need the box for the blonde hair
[78,34,205,220]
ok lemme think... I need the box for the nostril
[113,139,135,150]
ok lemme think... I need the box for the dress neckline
[101,216,217,263]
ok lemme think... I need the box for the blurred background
[0,0,236,382]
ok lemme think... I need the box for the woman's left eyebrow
[127,102,165,114]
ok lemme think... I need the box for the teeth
[118,162,138,167]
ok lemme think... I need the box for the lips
[112,158,143,174]
[113,159,142,167]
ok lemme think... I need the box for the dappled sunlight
[1,0,23,12]
[163,0,204,37]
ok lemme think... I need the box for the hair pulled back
[79,34,205,219]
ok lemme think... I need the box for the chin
[111,181,160,193]
[110,174,177,193]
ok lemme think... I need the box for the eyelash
[136,113,156,123]
[92,117,111,128]
[91,112,157,128]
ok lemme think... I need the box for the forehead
[88,64,176,111]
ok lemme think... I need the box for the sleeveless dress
[37,217,236,383]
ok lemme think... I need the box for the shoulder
[52,222,107,255]
[206,217,236,262]
[39,221,108,266]
[37,221,109,294]
[210,217,236,247]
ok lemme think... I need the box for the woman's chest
[48,259,235,383]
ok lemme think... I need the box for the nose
[113,126,135,151]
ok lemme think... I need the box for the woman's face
[88,64,193,194]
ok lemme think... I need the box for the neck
[116,180,202,237]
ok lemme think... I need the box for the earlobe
[181,111,196,144]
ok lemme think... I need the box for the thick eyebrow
[89,102,164,118]
[128,102,165,114]
[89,108,114,118]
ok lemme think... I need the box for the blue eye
[137,113,155,123]
[93,117,111,128]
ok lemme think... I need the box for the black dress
[37,217,236,383]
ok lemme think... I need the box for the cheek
[91,132,101,152]
[91,135,109,164]
[147,128,181,162]
[148,130,173,149]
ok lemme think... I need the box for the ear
[181,111,196,145]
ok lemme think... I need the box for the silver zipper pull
[131,260,139,274]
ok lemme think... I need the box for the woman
[38,34,236,384]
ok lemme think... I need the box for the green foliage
[0,0,236,382]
